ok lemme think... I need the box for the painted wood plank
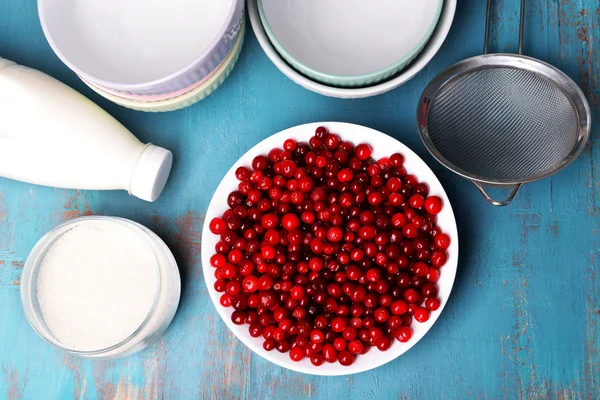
[0,0,597,398]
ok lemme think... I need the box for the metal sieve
[417,0,591,206]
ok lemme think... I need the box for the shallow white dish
[259,0,443,87]
[201,122,459,376]
[249,0,456,98]
[38,0,243,95]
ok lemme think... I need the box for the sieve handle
[484,0,526,55]
[470,180,522,206]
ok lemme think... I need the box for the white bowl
[249,0,456,98]
[201,122,459,376]
[38,0,244,95]
[79,22,246,113]
[258,0,443,87]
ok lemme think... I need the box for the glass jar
[21,216,181,359]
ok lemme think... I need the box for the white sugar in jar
[21,216,181,359]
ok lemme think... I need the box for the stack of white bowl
[249,0,456,99]
[38,0,245,112]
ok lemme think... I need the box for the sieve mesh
[426,67,579,182]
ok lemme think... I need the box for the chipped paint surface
[0,0,598,398]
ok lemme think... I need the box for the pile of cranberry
[208,126,451,367]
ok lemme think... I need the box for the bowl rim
[257,0,443,86]
[248,0,456,98]
[201,122,459,376]
[80,22,245,110]
[37,0,240,91]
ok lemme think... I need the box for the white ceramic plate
[259,0,443,86]
[249,0,456,98]
[39,0,240,93]
[201,122,459,376]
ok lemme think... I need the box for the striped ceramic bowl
[81,21,245,113]
[39,0,244,96]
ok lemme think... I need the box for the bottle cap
[130,145,173,202]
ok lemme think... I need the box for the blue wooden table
[1,1,598,399]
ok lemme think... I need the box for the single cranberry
[414,307,430,323]
[403,288,421,304]
[374,307,390,323]
[393,326,413,342]
[426,297,441,311]
[209,218,227,235]
[310,329,325,343]
[377,335,393,351]
[242,276,259,293]
[391,300,409,315]
[424,196,442,215]
[387,315,403,330]
[252,155,269,171]
[289,346,304,362]
[281,213,300,230]
[338,350,355,366]
[276,340,291,353]
[311,353,325,366]
[354,143,372,161]
[389,193,404,206]
[342,326,358,341]
[323,343,338,363]
[412,262,429,277]
[210,254,227,268]
[283,138,297,151]
[348,339,363,354]
[434,233,451,250]
[327,227,344,243]
[408,194,425,209]
[231,311,246,325]
[427,267,441,283]
[331,316,347,332]
[220,293,232,307]
[431,250,448,267]
[263,339,276,351]
[402,223,418,239]
[421,283,438,298]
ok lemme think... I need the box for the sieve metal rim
[416,53,591,187]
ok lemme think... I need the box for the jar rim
[21,216,163,356]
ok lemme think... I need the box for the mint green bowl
[258,0,444,88]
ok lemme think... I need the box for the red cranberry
[323,343,338,363]
[311,353,325,366]
[425,196,443,214]
[426,298,441,311]
[431,250,448,267]
[289,346,304,362]
[403,287,421,304]
[414,307,430,323]
[434,233,451,250]
[393,326,412,342]
[338,350,355,366]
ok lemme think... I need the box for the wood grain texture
[0,0,598,399]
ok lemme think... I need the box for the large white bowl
[259,0,443,87]
[39,0,244,95]
[249,0,456,98]
[79,21,246,113]
[201,122,459,376]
